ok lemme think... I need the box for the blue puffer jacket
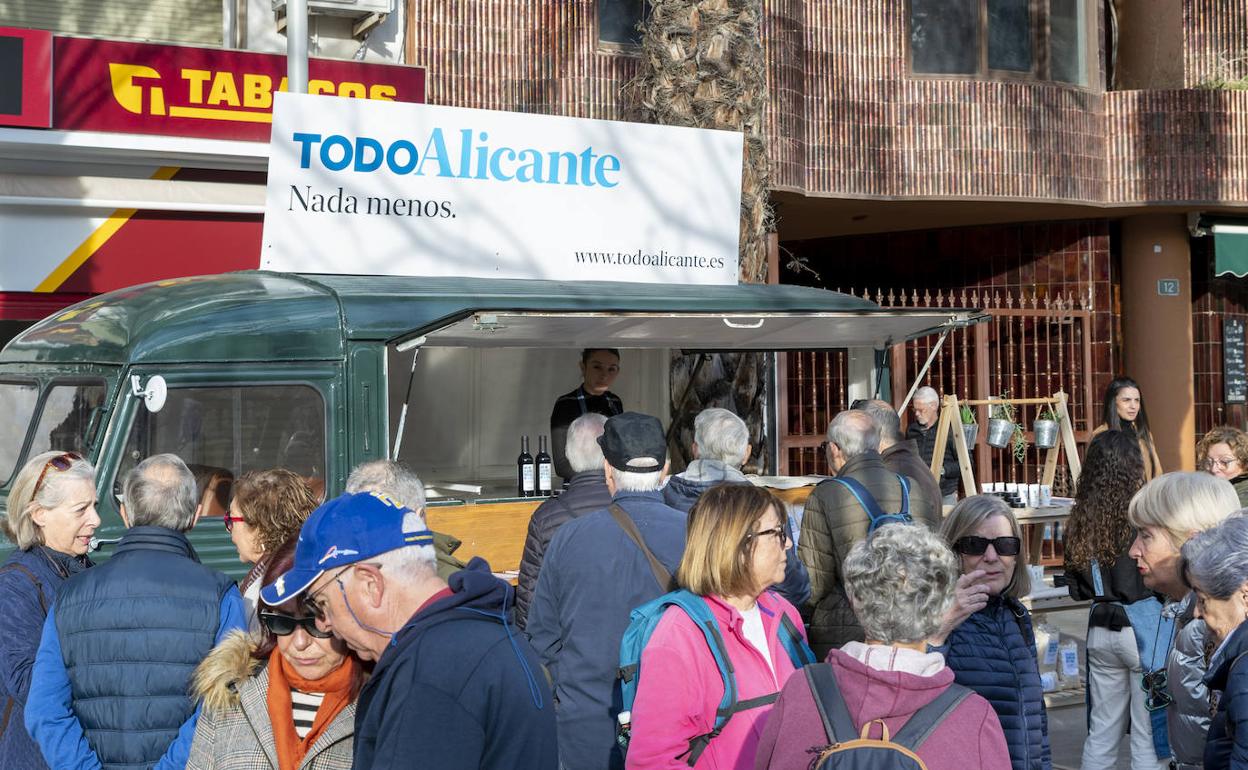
[936,595,1052,770]
[1203,619,1248,770]
[0,547,90,770]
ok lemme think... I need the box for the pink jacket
[626,592,807,770]
[753,648,1011,770]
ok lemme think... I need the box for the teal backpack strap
[828,477,886,521]
[895,474,910,517]
[778,613,816,668]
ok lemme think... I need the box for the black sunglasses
[259,610,333,639]
[953,535,1022,557]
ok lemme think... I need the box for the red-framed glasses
[32,453,82,498]
[223,514,247,532]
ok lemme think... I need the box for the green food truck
[0,270,977,575]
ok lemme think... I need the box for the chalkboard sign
[1226,318,1247,404]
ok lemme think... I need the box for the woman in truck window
[187,539,364,770]
[0,451,98,770]
[550,348,624,482]
[228,469,320,632]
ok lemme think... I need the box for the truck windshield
[26,382,108,460]
[0,381,40,484]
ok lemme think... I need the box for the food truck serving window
[115,384,327,518]
[0,380,39,485]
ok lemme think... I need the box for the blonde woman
[1127,472,1240,770]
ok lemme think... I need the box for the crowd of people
[7,368,1248,769]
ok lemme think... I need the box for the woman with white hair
[1127,472,1241,770]
[1180,515,1248,770]
[756,523,1009,769]
[0,451,98,770]
[934,495,1049,770]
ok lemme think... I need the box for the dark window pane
[599,0,647,46]
[988,0,1033,72]
[0,38,23,116]
[1050,0,1086,84]
[910,0,980,74]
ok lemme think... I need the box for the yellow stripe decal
[35,166,180,293]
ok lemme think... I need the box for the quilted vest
[54,526,233,770]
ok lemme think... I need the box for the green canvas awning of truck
[1215,223,1248,278]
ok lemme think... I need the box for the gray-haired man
[906,385,960,504]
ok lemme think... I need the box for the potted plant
[1033,405,1061,449]
[987,396,1016,449]
[960,403,979,447]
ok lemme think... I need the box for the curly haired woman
[1196,426,1248,507]
[1064,430,1168,770]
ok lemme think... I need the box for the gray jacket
[1167,595,1213,768]
[186,631,356,770]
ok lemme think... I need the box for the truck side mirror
[130,375,167,413]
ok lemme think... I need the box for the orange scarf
[266,647,356,770]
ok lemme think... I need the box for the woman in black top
[550,348,623,480]
[1064,430,1169,770]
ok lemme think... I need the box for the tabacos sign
[50,34,424,141]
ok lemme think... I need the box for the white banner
[260,93,742,284]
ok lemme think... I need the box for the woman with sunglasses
[1127,472,1240,770]
[226,469,320,632]
[187,538,363,770]
[1180,515,1248,770]
[1064,431,1169,770]
[0,451,97,770]
[625,484,811,769]
[931,495,1049,770]
[1196,426,1248,507]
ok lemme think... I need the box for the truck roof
[1,272,974,365]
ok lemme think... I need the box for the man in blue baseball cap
[262,487,556,769]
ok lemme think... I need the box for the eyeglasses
[1142,669,1173,711]
[747,526,790,547]
[32,452,81,498]
[223,514,247,532]
[953,535,1022,556]
[1206,456,1241,470]
[259,609,333,639]
[302,565,352,620]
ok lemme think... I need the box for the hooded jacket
[625,592,807,769]
[1202,619,1248,770]
[353,557,557,770]
[798,452,940,657]
[662,460,811,608]
[185,631,356,770]
[932,595,1051,770]
[516,470,613,631]
[753,647,1010,770]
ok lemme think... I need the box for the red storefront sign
[47,35,425,141]
[0,28,52,128]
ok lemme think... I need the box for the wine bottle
[518,435,535,497]
[536,435,554,496]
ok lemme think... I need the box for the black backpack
[805,664,970,769]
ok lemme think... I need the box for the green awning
[1215,224,1248,277]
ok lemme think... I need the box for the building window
[599,0,650,48]
[909,0,1090,86]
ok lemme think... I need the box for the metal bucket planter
[962,422,979,447]
[987,418,1015,449]
[1033,419,1059,449]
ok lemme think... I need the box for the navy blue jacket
[0,546,90,770]
[353,558,557,770]
[516,470,613,631]
[661,469,811,607]
[25,526,244,770]
[936,596,1051,770]
[1203,620,1248,770]
[526,489,686,770]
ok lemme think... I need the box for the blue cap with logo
[260,491,434,606]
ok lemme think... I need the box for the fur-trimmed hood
[191,630,265,715]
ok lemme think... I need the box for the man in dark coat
[262,491,557,770]
[526,412,686,770]
[864,399,943,522]
[663,407,810,606]
[25,454,245,770]
[798,410,940,658]
[906,385,961,503]
[516,412,612,630]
